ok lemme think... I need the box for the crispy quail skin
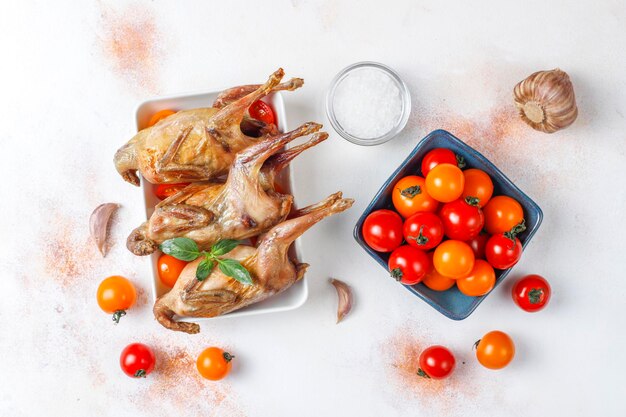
[114,68,303,186]
[153,193,354,334]
[126,123,328,256]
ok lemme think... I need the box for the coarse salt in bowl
[326,62,411,145]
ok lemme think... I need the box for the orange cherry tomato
[154,183,190,200]
[96,276,137,323]
[148,109,176,127]
[433,240,475,279]
[392,176,439,217]
[462,169,494,208]
[475,330,515,370]
[157,254,188,288]
[483,196,524,235]
[422,253,456,291]
[197,347,234,381]
[456,259,496,296]
[425,164,465,203]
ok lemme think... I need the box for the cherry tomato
[483,196,524,235]
[439,197,485,241]
[197,347,234,381]
[97,276,137,323]
[155,183,190,200]
[421,148,463,176]
[248,100,276,125]
[120,343,156,378]
[433,240,475,279]
[417,345,456,379]
[425,164,465,203]
[388,245,431,285]
[512,274,551,312]
[461,169,494,208]
[466,232,489,259]
[392,176,439,217]
[148,109,176,127]
[157,254,188,288]
[456,260,496,296]
[403,212,444,251]
[485,234,522,269]
[422,253,456,291]
[475,331,515,370]
[362,210,404,252]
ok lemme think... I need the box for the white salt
[332,67,403,139]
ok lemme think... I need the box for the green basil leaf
[196,258,214,281]
[211,239,241,256]
[217,258,253,285]
[159,237,200,261]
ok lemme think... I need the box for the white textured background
[1,1,625,416]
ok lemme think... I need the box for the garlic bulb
[513,69,578,133]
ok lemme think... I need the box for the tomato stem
[407,226,429,246]
[464,196,480,207]
[528,288,544,304]
[456,154,467,169]
[390,268,403,281]
[473,340,481,350]
[112,310,126,324]
[416,368,431,379]
[504,219,527,242]
[134,369,147,378]
[399,185,421,198]
[223,352,235,362]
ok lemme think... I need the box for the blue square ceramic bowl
[353,129,543,320]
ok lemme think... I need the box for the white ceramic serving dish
[135,90,308,320]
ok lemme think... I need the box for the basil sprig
[159,238,253,285]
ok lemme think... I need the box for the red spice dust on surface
[99,3,163,92]
[383,326,481,416]
[42,212,100,290]
[141,344,247,417]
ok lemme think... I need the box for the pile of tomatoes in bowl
[362,147,528,297]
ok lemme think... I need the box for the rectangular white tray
[135,90,308,320]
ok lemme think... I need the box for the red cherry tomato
[466,232,489,259]
[485,234,522,269]
[362,210,403,252]
[403,212,444,251]
[388,245,431,285]
[421,148,463,176]
[248,100,276,125]
[120,343,156,378]
[418,345,456,379]
[512,274,551,312]
[155,183,190,200]
[439,197,485,241]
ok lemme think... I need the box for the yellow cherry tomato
[425,163,465,203]
[433,240,475,279]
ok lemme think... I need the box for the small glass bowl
[326,62,411,146]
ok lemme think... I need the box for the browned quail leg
[255,194,354,288]
[213,78,304,108]
[259,132,329,190]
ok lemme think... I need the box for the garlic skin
[513,69,578,133]
[90,203,120,256]
[329,278,353,324]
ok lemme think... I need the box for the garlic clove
[329,278,353,324]
[90,203,120,257]
[513,69,578,133]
